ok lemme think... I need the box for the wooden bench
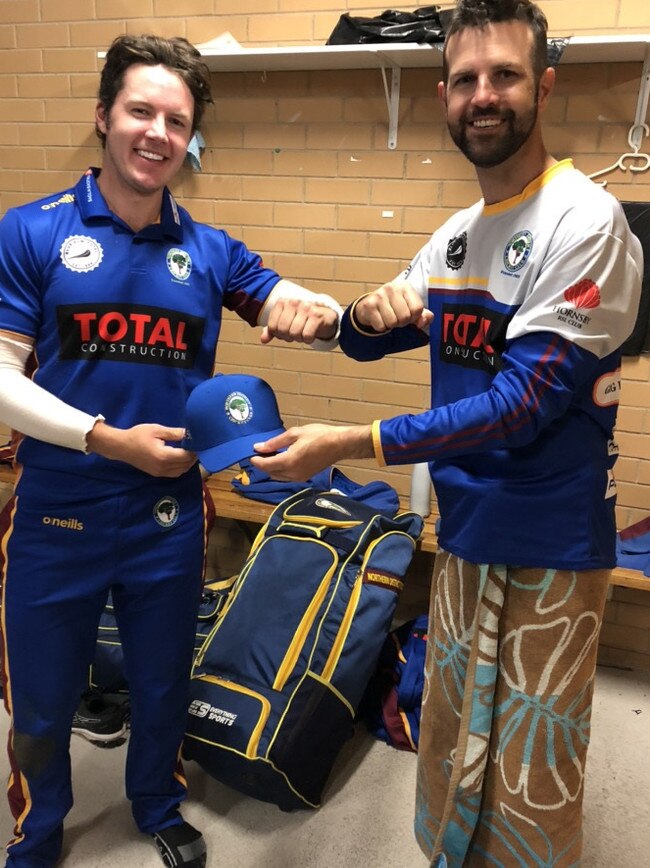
[0,463,646,591]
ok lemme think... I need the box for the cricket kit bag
[363,614,428,752]
[182,487,424,810]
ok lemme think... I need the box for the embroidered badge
[166,248,192,280]
[503,230,533,273]
[154,497,180,529]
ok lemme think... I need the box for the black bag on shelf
[326,6,449,46]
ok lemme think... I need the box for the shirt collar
[74,168,184,242]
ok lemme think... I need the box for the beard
[447,102,539,169]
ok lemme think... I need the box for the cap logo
[167,248,192,280]
[60,235,103,273]
[185,373,285,473]
[225,391,253,424]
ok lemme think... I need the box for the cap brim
[196,425,286,473]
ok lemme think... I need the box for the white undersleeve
[0,333,102,453]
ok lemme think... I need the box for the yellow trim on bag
[321,570,362,682]
[198,675,271,758]
[272,540,339,691]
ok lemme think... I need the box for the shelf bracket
[379,60,401,150]
[629,43,650,151]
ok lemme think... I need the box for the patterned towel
[416,551,610,867]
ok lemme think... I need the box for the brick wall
[0,1,649,666]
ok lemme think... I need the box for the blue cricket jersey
[0,168,281,488]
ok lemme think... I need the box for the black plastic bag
[326,6,449,46]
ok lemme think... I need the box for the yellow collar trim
[482,159,574,216]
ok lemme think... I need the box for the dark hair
[96,34,213,146]
[442,0,549,85]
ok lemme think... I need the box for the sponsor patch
[605,469,617,499]
[446,232,467,271]
[363,568,404,594]
[439,302,507,372]
[593,370,621,407]
[188,699,237,725]
[564,278,601,309]
[60,235,103,273]
[56,302,204,368]
[154,496,180,529]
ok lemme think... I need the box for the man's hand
[86,421,197,477]
[355,281,433,333]
[260,297,339,345]
[250,423,374,482]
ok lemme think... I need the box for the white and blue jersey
[340,161,643,569]
[0,168,281,486]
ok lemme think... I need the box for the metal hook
[627,121,650,153]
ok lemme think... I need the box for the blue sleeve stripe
[382,333,573,463]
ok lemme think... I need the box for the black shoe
[152,821,207,868]
[71,690,128,748]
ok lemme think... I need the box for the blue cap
[185,374,286,473]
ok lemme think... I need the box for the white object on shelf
[409,462,432,518]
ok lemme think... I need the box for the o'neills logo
[553,279,601,330]
[439,303,507,372]
[56,303,205,368]
[42,515,84,531]
[363,569,404,593]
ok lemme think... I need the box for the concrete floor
[1,665,649,867]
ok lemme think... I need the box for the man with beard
[250,1,643,865]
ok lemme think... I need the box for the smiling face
[95,63,194,201]
[439,20,552,170]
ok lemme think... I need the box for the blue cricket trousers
[0,466,207,867]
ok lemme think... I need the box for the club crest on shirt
[167,248,192,280]
[60,235,103,273]
[446,232,467,270]
[154,496,180,529]
[502,230,533,273]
